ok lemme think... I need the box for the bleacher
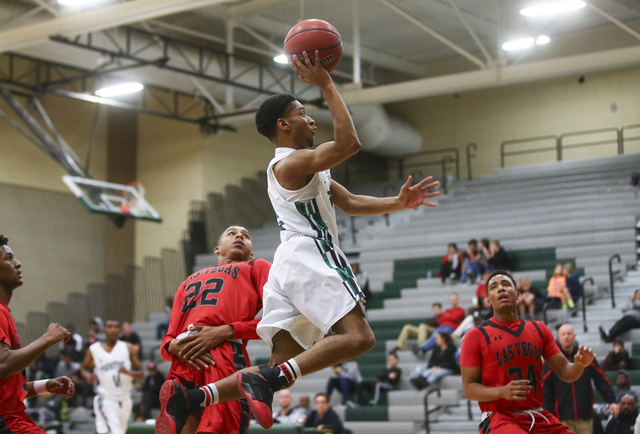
[115,154,640,434]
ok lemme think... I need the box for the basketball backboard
[62,176,162,223]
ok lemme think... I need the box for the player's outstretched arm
[462,366,532,402]
[330,175,440,216]
[0,323,70,379]
[546,346,595,383]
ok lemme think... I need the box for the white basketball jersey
[267,147,339,246]
[89,340,132,399]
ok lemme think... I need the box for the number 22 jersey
[460,318,561,413]
[160,259,269,376]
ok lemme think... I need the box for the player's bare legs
[157,306,374,433]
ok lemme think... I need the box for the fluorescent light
[520,1,586,17]
[502,37,535,52]
[95,83,144,97]
[273,54,288,64]
[58,0,97,5]
[536,35,551,45]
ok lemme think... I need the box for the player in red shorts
[461,270,596,434]
[156,226,270,434]
[0,234,75,433]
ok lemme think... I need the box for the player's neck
[103,340,117,350]
[493,309,520,323]
[0,288,11,305]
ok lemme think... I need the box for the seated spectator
[604,394,638,434]
[351,263,372,301]
[614,370,639,404]
[156,295,173,340]
[273,389,307,425]
[60,324,84,362]
[134,361,165,421]
[474,270,491,309]
[120,321,142,358]
[326,360,362,407]
[394,302,442,351]
[304,393,350,434]
[414,293,466,357]
[461,239,483,284]
[357,352,402,406]
[601,340,632,371]
[409,332,457,390]
[296,395,311,421]
[563,263,583,304]
[546,264,575,310]
[600,289,640,343]
[484,239,509,271]
[452,297,493,339]
[439,243,462,284]
[88,317,105,342]
[517,277,545,319]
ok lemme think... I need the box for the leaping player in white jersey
[158,50,441,433]
[81,319,143,434]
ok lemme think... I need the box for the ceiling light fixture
[520,1,586,17]
[273,54,288,64]
[58,0,97,5]
[95,83,144,97]
[536,35,551,45]
[502,37,535,52]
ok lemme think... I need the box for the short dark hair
[432,302,442,309]
[314,392,329,402]
[0,235,7,247]
[486,270,517,289]
[255,93,297,139]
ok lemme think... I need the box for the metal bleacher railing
[500,123,640,167]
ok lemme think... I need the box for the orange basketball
[284,19,342,72]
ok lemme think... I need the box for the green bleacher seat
[345,405,389,421]
[250,425,302,434]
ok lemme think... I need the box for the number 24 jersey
[460,318,561,413]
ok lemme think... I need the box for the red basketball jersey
[460,318,561,413]
[0,299,27,414]
[161,259,270,378]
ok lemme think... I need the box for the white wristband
[34,379,48,395]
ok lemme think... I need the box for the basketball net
[120,181,146,215]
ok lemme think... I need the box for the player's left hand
[398,175,440,209]
[179,325,234,361]
[46,376,75,399]
[118,366,130,376]
[573,345,596,367]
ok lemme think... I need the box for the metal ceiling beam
[585,1,640,43]
[446,0,494,65]
[0,0,230,53]
[340,44,640,106]
[377,0,486,69]
[225,0,294,18]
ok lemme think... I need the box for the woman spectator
[485,239,509,271]
[547,264,575,310]
[409,332,457,390]
[461,239,483,283]
[439,243,462,284]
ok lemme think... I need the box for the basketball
[284,19,342,72]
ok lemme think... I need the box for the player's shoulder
[250,258,271,268]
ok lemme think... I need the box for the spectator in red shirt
[439,243,462,284]
[413,293,466,357]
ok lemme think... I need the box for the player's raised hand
[290,51,331,87]
[500,379,532,401]
[398,175,440,209]
[46,376,75,399]
[574,345,596,367]
[42,323,71,345]
[178,325,233,361]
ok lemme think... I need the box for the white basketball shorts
[257,236,365,349]
[94,395,132,434]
